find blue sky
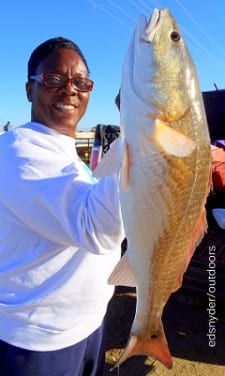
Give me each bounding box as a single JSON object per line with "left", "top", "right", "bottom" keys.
{"left": 0, "top": 0, "right": 225, "bottom": 131}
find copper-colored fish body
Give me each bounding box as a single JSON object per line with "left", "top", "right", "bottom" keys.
{"left": 109, "top": 8, "right": 211, "bottom": 369}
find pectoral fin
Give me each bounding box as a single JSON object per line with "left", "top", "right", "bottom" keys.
{"left": 152, "top": 119, "right": 196, "bottom": 157}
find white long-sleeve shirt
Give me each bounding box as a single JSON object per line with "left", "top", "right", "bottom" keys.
{"left": 0, "top": 122, "right": 124, "bottom": 351}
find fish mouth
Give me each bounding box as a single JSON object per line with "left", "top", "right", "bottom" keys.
{"left": 143, "top": 8, "right": 160, "bottom": 42}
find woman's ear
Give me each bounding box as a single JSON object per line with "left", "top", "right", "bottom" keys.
{"left": 26, "top": 81, "right": 33, "bottom": 102}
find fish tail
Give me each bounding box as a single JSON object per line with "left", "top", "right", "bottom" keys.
{"left": 112, "top": 329, "right": 172, "bottom": 369}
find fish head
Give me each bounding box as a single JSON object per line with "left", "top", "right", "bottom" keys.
{"left": 120, "top": 8, "right": 199, "bottom": 133}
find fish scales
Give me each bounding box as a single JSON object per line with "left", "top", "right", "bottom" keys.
{"left": 94, "top": 7, "right": 211, "bottom": 370}
{"left": 114, "top": 7, "right": 211, "bottom": 369}
{"left": 129, "top": 144, "right": 209, "bottom": 329}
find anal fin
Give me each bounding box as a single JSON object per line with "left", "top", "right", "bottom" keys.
{"left": 108, "top": 253, "right": 137, "bottom": 287}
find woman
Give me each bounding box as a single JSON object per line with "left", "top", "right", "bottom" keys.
{"left": 0, "top": 37, "right": 124, "bottom": 376}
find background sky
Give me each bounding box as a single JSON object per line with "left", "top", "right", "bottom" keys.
{"left": 0, "top": 0, "right": 225, "bottom": 131}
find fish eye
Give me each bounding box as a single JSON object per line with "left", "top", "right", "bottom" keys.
{"left": 170, "top": 31, "right": 180, "bottom": 42}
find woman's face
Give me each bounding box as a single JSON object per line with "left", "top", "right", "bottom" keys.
{"left": 26, "top": 48, "right": 91, "bottom": 138}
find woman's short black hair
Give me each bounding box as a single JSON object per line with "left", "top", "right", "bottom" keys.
{"left": 27, "top": 37, "right": 90, "bottom": 80}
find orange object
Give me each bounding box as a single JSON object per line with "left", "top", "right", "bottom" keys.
{"left": 212, "top": 145, "right": 225, "bottom": 191}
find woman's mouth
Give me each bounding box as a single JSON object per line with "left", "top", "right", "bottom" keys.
{"left": 54, "top": 103, "right": 77, "bottom": 112}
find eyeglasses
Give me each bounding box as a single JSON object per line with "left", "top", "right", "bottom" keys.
{"left": 30, "top": 72, "right": 94, "bottom": 92}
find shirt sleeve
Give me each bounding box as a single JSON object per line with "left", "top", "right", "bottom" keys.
{"left": 0, "top": 134, "right": 124, "bottom": 254}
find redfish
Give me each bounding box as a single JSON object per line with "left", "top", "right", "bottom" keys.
{"left": 95, "top": 7, "right": 211, "bottom": 369}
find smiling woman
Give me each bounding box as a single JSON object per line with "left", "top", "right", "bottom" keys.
{"left": 25, "top": 37, "right": 93, "bottom": 138}
{"left": 0, "top": 36, "right": 124, "bottom": 376}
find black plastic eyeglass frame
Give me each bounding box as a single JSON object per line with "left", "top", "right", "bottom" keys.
{"left": 30, "top": 72, "right": 94, "bottom": 92}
